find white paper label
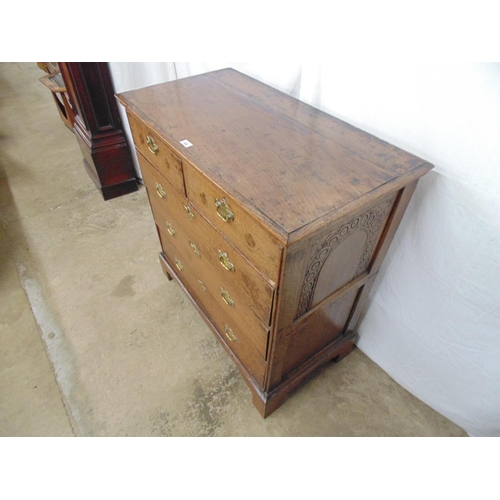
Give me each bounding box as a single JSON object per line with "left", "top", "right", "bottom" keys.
{"left": 180, "top": 139, "right": 193, "bottom": 148}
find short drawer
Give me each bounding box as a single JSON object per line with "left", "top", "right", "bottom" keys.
{"left": 158, "top": 245, "right": 267, "bottom": 387}
{"left": 183, "top": 161, "right": 283, "bottom": 283}
{"left": 140, "top": 154, "right": 275, "bottom": 326}
{"left": 158, "top": 224, "right": 270, "bottom": 359}
{"left": 129, "top": 114, "right": 185, "bottom": 195}
{"left": 138, "top": 150, "right": 188, "bottom": 223}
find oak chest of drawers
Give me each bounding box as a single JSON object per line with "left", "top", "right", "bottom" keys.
{"left": 117, "top": 69, "right": 433, "bottom": 417}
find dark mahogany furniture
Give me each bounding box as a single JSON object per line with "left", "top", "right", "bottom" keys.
{"left": 117, "top": 69, "right": 433, "bottom": 417}
{"left": 59, "top": 63, "right": 138, "bottom": 200}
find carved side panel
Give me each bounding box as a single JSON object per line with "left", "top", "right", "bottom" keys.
{"left": 295, "top": 193, "right": 396, "bottom": 319}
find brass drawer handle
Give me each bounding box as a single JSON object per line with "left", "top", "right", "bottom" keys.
{"left": 175, "top": 258, "right": 183, "bottom": 271}
{"left": 183, "top": 204, "right": 195, "bottom": 220}
{"left": 165, "top": 221, "right": 176, "bottom": 236}
{"left": 224, "top": 324, "right": 237, "bottom": 342}
{"left": 197, "top": 279, "right": 207, "bottom": 292}
{"left": 190, "top": 242, "right": 201, "bottom": 258}
{"left": 218, "top": 250, "right": 235, "bottom": 272}
{"left": 215, "top": 198, "right": 234, "bottom": 222}
{"left": 146, "top": 134, "right": 159, "bottom": 155}
{"left": 155, "top": 182, "right": 167, "bottom": 199}
{"left": 220, "top": 287, "right": 234, "bottom": 307}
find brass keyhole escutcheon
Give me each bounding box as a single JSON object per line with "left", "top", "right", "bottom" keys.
{"left": 215, "top": 197, "right": 234, "bottom": 222}
{"left": 184, "top": 204, "right": 195, "bottom": 220}
{"left": 224, "top": 325, "right": 237, "bottom": 342}
{"left": 156, "top": 182, "right": 167, "bottom": 199}
{"left": 197, "top": 279, "right": 206, "bottom": 292}
{"left": 175, "top": 258, "right": 183, "bottom": 271}
{"left": 146, "top": 134, "right": 159, "bottom": 155}
{"left": 190, "top": 242, "right": 201, "bottom": 258}
{"left": 218, "top": 250, "right": 235, "bottom": 272}
{"left": 166, "top": 221, "right": 176, "bottom": 236}
{"left": 220, "top": 287, "right": 235, "bottom": 307}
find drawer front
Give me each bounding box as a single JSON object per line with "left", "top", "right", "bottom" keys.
{"left": 158, "top": 223, "right": 270, "bottom": 359}
{"left": 140, "top": 153, "right": 275, "bottom": 326}
{"left": 158, "top": 239, "right": 267, "bottom": 387}
{"left": 138, "top": 151, "right": 187, "bottom": 225}
{"left": 128, "top": 114, "right": 185, "bottom": 195}
{"left": 183, "top": 161, "right": 283, "bottom": 283}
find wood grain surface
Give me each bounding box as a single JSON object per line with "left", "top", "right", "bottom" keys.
{"left": 117, "top": 69, "right": 432, "bottom": 235}
{"left": 117, "top": 69, "right": 434, "bottom": 417}
{"left": 157, "top": 222, "right": 271, "bottom": 356}
{"left": 158, "top": 252, "right": 267, "bottom": 386}
{"left": 128, "top": 112, "right": 186, "bottom": 196}
{"left": 139, "top": 153, "right": 275, "bottom": 326}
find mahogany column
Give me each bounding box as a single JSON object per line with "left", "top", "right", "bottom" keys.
{"left": 60, "top": 63, "right": 138, "bottom": 200}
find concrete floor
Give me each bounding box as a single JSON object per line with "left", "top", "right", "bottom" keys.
{"left": 0, "top": 62, "right": 467, "bottom": 437}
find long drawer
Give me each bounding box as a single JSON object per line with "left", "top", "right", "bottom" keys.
{"left": 158, "top": 239, "right": 267, "bottom": 386}
{"left": 157, "top": 225, "right": 270, "bottom": 359}
{"left": 139, "top": 152, "right": 275, "bottom": 326}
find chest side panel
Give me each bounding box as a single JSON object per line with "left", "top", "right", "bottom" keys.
{"left": 296, "top": 192, "right": 396, "bottom": 319}
{"left": 276, "top": 191, "right": 398, "bottom": 332}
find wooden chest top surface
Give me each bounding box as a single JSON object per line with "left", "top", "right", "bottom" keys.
{"left": 118, "top": 69, "right": 432, "bottom": 236}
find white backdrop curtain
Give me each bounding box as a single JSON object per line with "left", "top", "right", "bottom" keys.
{"left": 109, "top": 62, "right": 500, "bottom": 437}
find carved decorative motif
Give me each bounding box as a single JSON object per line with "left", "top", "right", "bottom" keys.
{"left": 295, "top": 195, "right": 396, "bottom": 319}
